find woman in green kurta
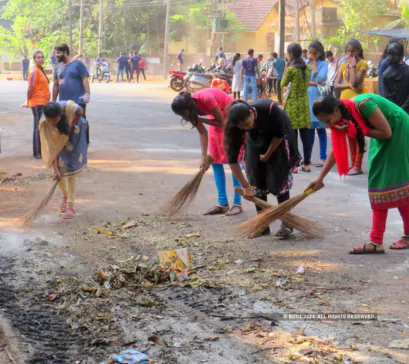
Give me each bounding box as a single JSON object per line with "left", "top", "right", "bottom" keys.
{"left": 281, "top": 43, "right": 312, "bottom": 172}
{"left": 307, "top": 93, "right": 409, "bottom": 254}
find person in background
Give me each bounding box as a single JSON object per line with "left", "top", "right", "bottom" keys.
{"left": 116, "top": 52, "right": 128, "bottom": 83}
{"left": 241, "top": 49, "right": 260, "bottom": 102}
{"left": 139, "top": 53, "right": 146, "bottom": 81}
{"left": 383, "top": 42, "right": 409, "bottom": 114}
{"left": 307, "top": 40, "right": 328, "bottom": 168}
{"left": 326, "top": 51, "right": 337, "bottom": 96}
{"left": 281, "top": 43, "right": 312, "bottom": 173}
{"left": 256, "top": 54, "right": 264, "bottom": 97}
{"left": 22, "top": 51, "right": 50, "bottom": 159}
{"left": 95, "top": 53, "right": 103, "bottom": 77}
{"left": 265, "top": 53, "right": 277, "bottom": 97}
{"left": 272, "top": 52, "right": 285, "bottom": 104}
{"left": 334, "top": 39, "right": 368, "bottom": 176}
{"left": 129, "top": 51, "right": 141, "bottom": 83}
{"left": 125, "top": 51, "right": 133, "bottom": 82}
{"left": 50, "top": 51, "right": 57, "bottom": 74}
{"left": 334, "top": 49, "right": 348, "bottom": 99}
{"left": 231, "top": 53, "right": 243, "bottom": 100}
{"left": 177, "top": 49, "right": 184, "bottom": 72}
{"left": 83, "top": 53, "right": 91, "bottom": 71}
{"left": 378, "top": 37, "right": 402, "bottom": 96}
{"left": 215, "top": 47, "right": 226, "bottom": 63}
{"left": 22, "top": 55, "right": 30, "bottom": 81}
{"left": 302, "top": 49, "right": 309, "bottom": 62}
{"left": 53, "top": 43, "right": 91, "bottom": 144}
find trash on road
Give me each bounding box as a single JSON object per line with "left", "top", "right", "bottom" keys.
{"left": 101, "top": 348, "right": 149, "bottom": 364}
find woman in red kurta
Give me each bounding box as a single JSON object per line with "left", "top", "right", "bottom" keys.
{"left": 172, "top": 88, "right": 243, "bottom": 216}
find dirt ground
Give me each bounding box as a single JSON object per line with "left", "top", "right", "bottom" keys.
{"left": 1, "top": 80, "right": 409, "bottom": 363}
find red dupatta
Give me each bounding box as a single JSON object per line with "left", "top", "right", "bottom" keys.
{"left": 329, "top": 99, "right": 371, "bottom": 177}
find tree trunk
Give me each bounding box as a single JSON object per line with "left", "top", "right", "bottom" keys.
{"left": 279, "top": 0, "right": 285, "bottom": 58}
{"left": 311, "top": 0, "right": 316, "bottom": 40}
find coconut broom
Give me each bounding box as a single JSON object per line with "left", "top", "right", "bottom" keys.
{"left": 18, "top": 179, "right": 59, "bottom": 226}
{"left": 164, "top": 155, "right": 215, "bottom": 217}
{"left": 235, "top": 187, "right": 324, "bottom": 238}
{"left": 238, "top": 189, "right": 315, "bottom": 237}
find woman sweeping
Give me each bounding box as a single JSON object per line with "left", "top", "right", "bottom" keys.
{"left": 39, "top": 101, "right": 88, "bottom": 219}
{"left": 171, "top": 88, "right": 243, "bottom": 216}
{"left": 23, "top": 51, "right": 51, "bottom": 159}
{"left": 307, "top": 94, "right": 409, "bottom": 253}
{"left": 225, "top": 99, "right": 300, "bottom": 238}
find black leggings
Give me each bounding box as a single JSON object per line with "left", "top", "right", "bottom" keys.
{"left": 293, "top": 128, "right": 311, "bottom": 166}
{"left": 233, "top": 91, "right": 241, "bottom": 99}
{"left": 255, "top": 191, "right": 290, "bottom": 213}
{"left": 140, "top": 68, "right": 146, "bottom": 80}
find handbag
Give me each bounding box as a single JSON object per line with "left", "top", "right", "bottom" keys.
{"left": 283, "top": 82, "right": 292, "bottom": 101}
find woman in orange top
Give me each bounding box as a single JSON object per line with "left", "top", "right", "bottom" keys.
{"left": 23, "top": 51, "right": 51, "bottom": 159}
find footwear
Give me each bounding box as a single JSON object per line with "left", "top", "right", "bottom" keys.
{"left": 316, "top": 160, "right": 326, "bottom": 168}
{"left": 349, "top": 242, "right": 385, "bottom": 254}
{"left": 275, "top": 224, "right": 294, "bottom": 239}
{"left": 62, "top": 207, "right": 76, "bottom": 220}
{"left": 225, "top": 204, "right": 243, "bottom": 216}
{"left": 348, "top": 167, "right": 363, "bottom": 176}
{"left": 203, "top": 205, "right": 229, "bottom": 215}
{"left": 249, "top": 227, "right": 271, "bottom": 239}
{"left": 58, "top": 197, "right": 67, "bottom": 213}
{"left": 299, "top": 165, "right": 311, "bottom": 173}
{"left": 389, "top": 238, "right": 409, "bottom": 250}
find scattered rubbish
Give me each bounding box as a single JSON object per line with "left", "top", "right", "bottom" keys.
{"left": 49, "top": 293, "right": 58, "bottom": 301}
{"left": 97, "top": 269, "right": 111, "bottom": 281}
{"left": 275, "top": 279, "right": 287, "bottom": 288}
{"left": 235, "top": 258, "right": 263, "bottom": 264}
{"left": 299, "top": 348, "right": 314, "bottom": 355}
{"left": 387, "top": 339, "right": 409, "bottom": 349}
{"left": 185, "top": 233, "right": 201, "bottom": 238}
{"left": 235, "top": 259, "right": 245, "bottom": 264}
{"left": 91, "top": 338, "right": 111, "bottom": 346}
{"left": 393, "top": 276, "right": 401, "bottom": 279}
{"left": 173, "top": 341, "right": 182, "bottom": 348}
{"left": 101, "top": 348, "right": 149, "bottom": 364}
{"left": 158, "top": 248, "right": 191, "bottom": 281}
{"left": 296, "top": 264, "right": 305, "bottom": 275}
{"left": 148, "top": 335, "right": 168, "bottom": 347}
{"left": 92, "top": 227, "right": 115, "bottom": 238}
{"left": 380, "top": 318, "right": 409, "bottom": 328}
{"left": 252, "top": 285, "right": 264, "bottom": 292}
{"left": 245, "top": 267, "right": 256, "bottom": 273}
{"left": 122, "top": 221, "right": 138, "bottom": 229}
{"left": 203, "top": 336, "right": 220, "bottom": 341}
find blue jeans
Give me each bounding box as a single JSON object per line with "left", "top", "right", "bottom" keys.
{"left": 31, "top": 105, "right": 43, "bottom": 158}
{"left": 243, "top": 75, "right": 257, "bottom": 102}
{"left": 212, "top": 164, "right": 241, "bottom": 206}
{"left": 116, "top": 67, "right": 125, "bottom": 82}
{"left": 308, "top": 126, "right": 327, "bottom": 162}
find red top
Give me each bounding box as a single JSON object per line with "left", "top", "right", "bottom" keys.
{"left": 192, "top": 88, "right": 233, "bottom": 116}
{"left": 139, "top": 57, "right": 145, "bottom": 68}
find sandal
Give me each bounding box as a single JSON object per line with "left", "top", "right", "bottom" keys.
{"left": 349, "top": 242, "right": 385, "bottom": 254}
{"left": 275, "top": 224, "right": 294, "bottom": 239}
{"left": 316, "top": 161, "right": 326, "bottom": 168}
{"left": 348, "top": 167, "right": 363, "bottom": 176}
{"left": 299, "top": 165, "right": 311, "bottom": 173}
{"left": 225, "top": 204, "right": 243, "bottom": 216}
{"left": 203, "top": 205, "right": 229, "bottom": 215}
{"left": 249, "top": 227, "right": 271, "bottom": 239}
{"left": 389, "top": 238, "right": 409, "bottom": 250}
{"left": 62, "top": 207, "right": 76, "bottom": 220}
{"left": 58, "top": 197, "right": 68, "bottom": 213}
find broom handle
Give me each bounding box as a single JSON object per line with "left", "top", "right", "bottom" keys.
{"left": 234, "top": 187, "right": 271, "bottom": 210}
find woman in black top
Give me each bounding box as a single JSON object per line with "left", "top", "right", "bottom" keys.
{"left": 225, "top": 99, "right": 301, "bottom": 238}
{"left": 382, "top": 42, "right": 409, "bottom": 114}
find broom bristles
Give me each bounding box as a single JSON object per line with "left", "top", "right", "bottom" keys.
{"left": 164, "top": 155, "right": 214, "bottom": 217}
{"left": 238, "top": 190, "right": 314, "bottom": 236}
{"left": 18, "top": 179, "right": 59, "bottom": 226}
{"left": 235, "top": 187, "right": 324, "bottom": 238}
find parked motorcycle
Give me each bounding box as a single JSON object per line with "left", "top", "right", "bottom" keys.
{"left": 367, "top": 61, "right": 378, "bottom": 78}
{"left": 92, "top": 61, "right": 111, "bottom": 83}
{"left": 169, "top": 70, "right": 186, "bottom": 92}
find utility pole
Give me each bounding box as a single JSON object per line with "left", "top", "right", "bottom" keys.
{"left": 79, "top": 0, "right": 84, "bottom": 55}
{"left": 279, "top": 0, "right": 285, "bottom": 58}
{"left": 293, "top": 0, "right": 300, "bottom": 43}
{"left": 311, "top": 0, "right": 316, "bottom": 40}
{"left": 68, "top": 0, "right": 73, "bottom": 51}
{"left": 98, "top": 0, "right": 103, "bottom": 54}
{"left": 163, "top": 0, "right": 171, "bottom": 79}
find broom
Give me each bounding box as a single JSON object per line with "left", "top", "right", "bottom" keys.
{"left": 164, "top": 154, "right": 215, "bottom": 217}
{"left": 235, "top": 187, "right": 324, "bottom": 238}
{"left": 238, "top": 189, "right": 316, "bottom": 237}
{"left": 19, "top": 179, "right": 59, "bottom": 226}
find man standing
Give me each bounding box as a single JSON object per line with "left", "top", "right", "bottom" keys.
{"left": 129, "top": 51, "right": 141, "bottom": 83}
{"left": 241, "top": 49, "right": 260, "bottom": 102}
{"left": 272, "top": 52, "right": 285, "bottom": 104}
{"left": 116, "top": 52, "right": 128, "bottom": 82}
{"left": 326, "top": 51, "right": 337, "bottom": 96}
{"left": 22, "top": 55, "right": 30, "bottom": 81}
{"left": 214, "top": 47, "right": 226, "bottom": 63}
{"left": 53, "top": 43, "right": 91, "bottom": 143}
{"left": 50, "top": 51, "right": 57, "bottom": 74}
{"left": 177, "top": 49, "right": 184, "bottom": 72}
{"left": 125, "top": 51, "right": 133, "bottom": 82}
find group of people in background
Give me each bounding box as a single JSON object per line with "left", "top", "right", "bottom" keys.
{"left": 115, "top": 51, "right": 146, "bottom": 83}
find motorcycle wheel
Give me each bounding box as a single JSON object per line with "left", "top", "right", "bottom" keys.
{"left": 170, "top": 78, "right": 184, "bottom": 92}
